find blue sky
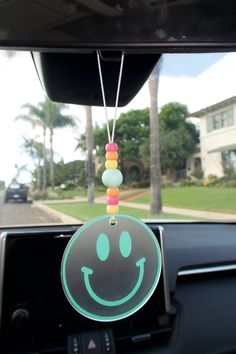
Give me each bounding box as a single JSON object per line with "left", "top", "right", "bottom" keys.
{"left": 161, "top": 53, "right": 226, "bottom": 77}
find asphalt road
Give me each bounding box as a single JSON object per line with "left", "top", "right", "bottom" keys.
{"left": 0, "top": 191, "right": 61, "bottom": 226}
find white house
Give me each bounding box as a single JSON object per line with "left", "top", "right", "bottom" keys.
{"left": 190, "top": 96, "right": 236, "bottom": 178}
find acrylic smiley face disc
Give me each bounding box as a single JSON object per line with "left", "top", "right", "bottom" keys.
{"left": 61, "top": 214, "right": 162, "bottom": 322}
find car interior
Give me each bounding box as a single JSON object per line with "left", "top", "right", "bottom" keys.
{"left": 1, "top": 1, "right": 236, "bottom": 354}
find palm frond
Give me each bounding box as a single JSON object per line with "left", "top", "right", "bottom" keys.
{"left": 21, "top": 103, "right": 46, "bottom": 125}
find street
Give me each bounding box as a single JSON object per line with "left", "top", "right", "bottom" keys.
{"left": 0, "top": 191, "right": 61, "bottom": 226}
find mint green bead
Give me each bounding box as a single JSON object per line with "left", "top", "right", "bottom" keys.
{"left": 102, "top": 169, "right": 123, "bottom": 187}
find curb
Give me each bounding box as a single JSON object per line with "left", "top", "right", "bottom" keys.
{"left": 32, "top": 201, "right": 82, "bottom": 224}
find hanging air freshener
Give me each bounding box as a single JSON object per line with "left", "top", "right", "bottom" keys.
{"left": 61, "top": 51, "right": 162, "bottom": 322}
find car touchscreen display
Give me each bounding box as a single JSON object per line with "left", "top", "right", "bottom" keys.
{"left": 0, "top": 226, "right": 170, "bottom": 350}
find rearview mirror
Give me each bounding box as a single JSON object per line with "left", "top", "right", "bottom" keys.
{"left": 33, "top": 52, "right": 161, "bottom": 107}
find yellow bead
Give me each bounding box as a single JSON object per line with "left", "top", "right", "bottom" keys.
{"left": 105, "top": 160, "right": 118, "bottom": 169}
{"left": 106, "top": 205, "right": 119, "bottom": 214}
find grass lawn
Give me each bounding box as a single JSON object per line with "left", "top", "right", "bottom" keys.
{"left": 128, "top": 187, "right": 236, "bottom": 214}
{"left": 46, "top": 201, "right": 198, "bottom": 221}
{"left": 56, "top": 188, "right": 106, "bottom": 199}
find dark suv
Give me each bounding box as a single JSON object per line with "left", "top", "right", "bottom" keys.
{"left": 4, "top": 183, "right": 28, "bottom": 203}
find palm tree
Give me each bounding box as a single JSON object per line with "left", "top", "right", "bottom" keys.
{"left": 15, "top": 104, "right": 48, "bottom": 193}
{"left": 148, "top": 58, "right": 163, "bottom": 216}
{"left": 40, "top": 98, "right": 75, "bottom": 189}
{"left": 85, "top": 106, "right": 95, "bottom": 204}
{"left": 13, "top": 164, "right": 28, "bottom": 181}
{"left": 16, "top": 98, "right": 75, "bottom": 191}
{"left": 22, "top": 137, "right": 43, "bottom": 190}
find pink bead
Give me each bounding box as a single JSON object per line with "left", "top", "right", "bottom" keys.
{"left": 106, "top": 196, "right": 119, "bottom": 205}
{"left": 105, "top": 143, "right": 118, "bottom": 152}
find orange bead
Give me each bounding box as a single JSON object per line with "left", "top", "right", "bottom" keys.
{"left": 107, "top": 188, "right": 120, "bottom": 197}
{"left": 106, "top": 151, "right": 118, "bottom": 160}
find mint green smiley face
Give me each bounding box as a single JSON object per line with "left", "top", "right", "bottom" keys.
{"left": 82, "top": 231, "right": 146, "bottom": 306}
{"left": 61, "top": 214, "right": 162, "bottom": 322}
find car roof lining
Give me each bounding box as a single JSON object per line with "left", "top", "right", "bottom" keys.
{"left": 0, "top": 0, "right": 236, "bottom": 52}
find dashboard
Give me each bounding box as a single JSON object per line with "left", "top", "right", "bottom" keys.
{"left": 1, "top": 222, "right": 236, "bottom": 354}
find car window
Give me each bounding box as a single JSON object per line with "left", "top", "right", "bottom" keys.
{"left": 9, "top": 184, "right": 20, "bottom": 189}
{"left": 0, "top": 51, "right": 235, "bottom": 226}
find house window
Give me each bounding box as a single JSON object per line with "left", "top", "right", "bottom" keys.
{"left": 222, "top": 150, "right": 236, "bottom": 173}
{"left": 213, "top": 113, "right": 221, "bottom": 129}
{"left": 206, "top": 108, "right": 234, "bottom": 132}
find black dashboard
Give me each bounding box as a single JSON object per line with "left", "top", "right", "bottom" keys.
{"left": 1, "top": 222, "right": 236, "bottom": 354}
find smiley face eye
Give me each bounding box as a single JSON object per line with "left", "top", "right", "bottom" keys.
{"left": 96, "top": 233, "right": 110, "bottom": 261}
{"left": 119, "top": 231, "right": 132, "bottom": 258}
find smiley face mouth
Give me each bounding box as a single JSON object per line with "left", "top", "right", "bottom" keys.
{"left": 81, "top": 257, "right": 146, "bottom": 307}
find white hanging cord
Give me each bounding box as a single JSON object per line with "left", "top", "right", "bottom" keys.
{"left": 96, "top": 51, "right": 111, "bottom": 142}
{"left": 111, "top": 53, "right": 124, "bottom": 142}
{"left": 96, "top": 51, "right": 125, "bottom": 143}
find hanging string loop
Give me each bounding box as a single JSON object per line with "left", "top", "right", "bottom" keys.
{"left": 96, "top": 51, "right": 124, "bottom": 142}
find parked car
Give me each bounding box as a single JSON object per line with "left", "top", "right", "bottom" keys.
{"left": 4, "top": 183, "right": 28, "bottom": 203}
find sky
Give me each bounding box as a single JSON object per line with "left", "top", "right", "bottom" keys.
{"left": 0, "top": 51, "right": 235, "bottom": 184}
{"left": 160, "top": 53, "right": 226, "bottom": 77}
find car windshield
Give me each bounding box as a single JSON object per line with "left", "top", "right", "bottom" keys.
{"left": 0, "top": 51, "right": 235, "bottom": 226}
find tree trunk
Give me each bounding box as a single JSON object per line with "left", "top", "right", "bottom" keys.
{"left": 37, "top": 162, "right": 41, "bottom": 191}
{"left": 49, "top": 128, "right": 54, "bottom": 189}
{"left": 148, "top": 71, "right": 162, "bottom": 216}
{"left": 85, "top": 106, "right": 95, "bottom": 204}
{"left": 42, "top": 125, "right": 47, "bottom": 193}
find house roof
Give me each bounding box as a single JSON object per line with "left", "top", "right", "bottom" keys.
{"left": 191, "top": 96, "right": 236, "bottom": 117}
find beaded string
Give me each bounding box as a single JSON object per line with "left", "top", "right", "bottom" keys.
{"left": 97, "top": 51, "right": 124, "bottom": 216}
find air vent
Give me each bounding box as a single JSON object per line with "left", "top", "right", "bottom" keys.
{"left": 111, "top": 299, "right": 175, "bottom": 352}
{"left": 114, "top": 317, "right": 173, "bottom": 352}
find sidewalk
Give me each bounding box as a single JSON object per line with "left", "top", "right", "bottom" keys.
{"left": 95, "top": 196, "right": 236, "bottom": 221}
{"left": 44, "top": 196, "right": 87, "bottom": 204}
{"left": 35, "top": 195, "right": 236, "bottom": 222}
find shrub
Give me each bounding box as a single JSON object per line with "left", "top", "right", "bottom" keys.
{"left": 161, "top": 180, "right": 174, "bottom": 188}
{"left": 31, "top": 191, "right": 48, "bottom": 201}
{"left": 203, "top": 174, "right": 236, "bottom": 188}
{"left": 178, "top": 178, "right": 200, "bottom": 187}
{"left": 125, "top": 180, "right": 150, "bottom": 188}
